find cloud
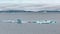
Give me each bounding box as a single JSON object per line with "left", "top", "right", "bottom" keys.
{"left": 0, "top": 0, "right": 60, "bottom": 11}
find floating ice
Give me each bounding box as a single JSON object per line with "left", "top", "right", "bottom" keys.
{"left": 1, "top": 19, "right": 56, "bottom": 24}
{"left": 36, "top": 20, "right": 56, "bottom": 24}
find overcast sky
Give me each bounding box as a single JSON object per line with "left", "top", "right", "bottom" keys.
{"left": 0, "top": 0, "right": 60, "bottom": 4}
{"left": 0, "top": 0, "right": 60, "bottom": 11}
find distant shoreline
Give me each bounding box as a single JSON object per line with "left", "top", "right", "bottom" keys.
{"left": 0, "top": 10, "right": 60, "bottom": 13}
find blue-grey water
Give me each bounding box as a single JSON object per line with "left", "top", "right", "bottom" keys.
{"left": 0, "top": 12, "right": 60, "bottom": 34}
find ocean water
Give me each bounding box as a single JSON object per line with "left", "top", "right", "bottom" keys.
{"left": 0, "top": 12, "right": 60, "bottom": 34}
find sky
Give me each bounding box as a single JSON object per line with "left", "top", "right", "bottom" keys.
{"left": 0, "top": 0, "right": 60, "bottom": 4}
{"left": 0, "top": 0, "right": 60, "bottom": 11}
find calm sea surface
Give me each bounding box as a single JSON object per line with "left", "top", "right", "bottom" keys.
{"left": 0, "top": 12, "right": 59, "bottom": 34}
